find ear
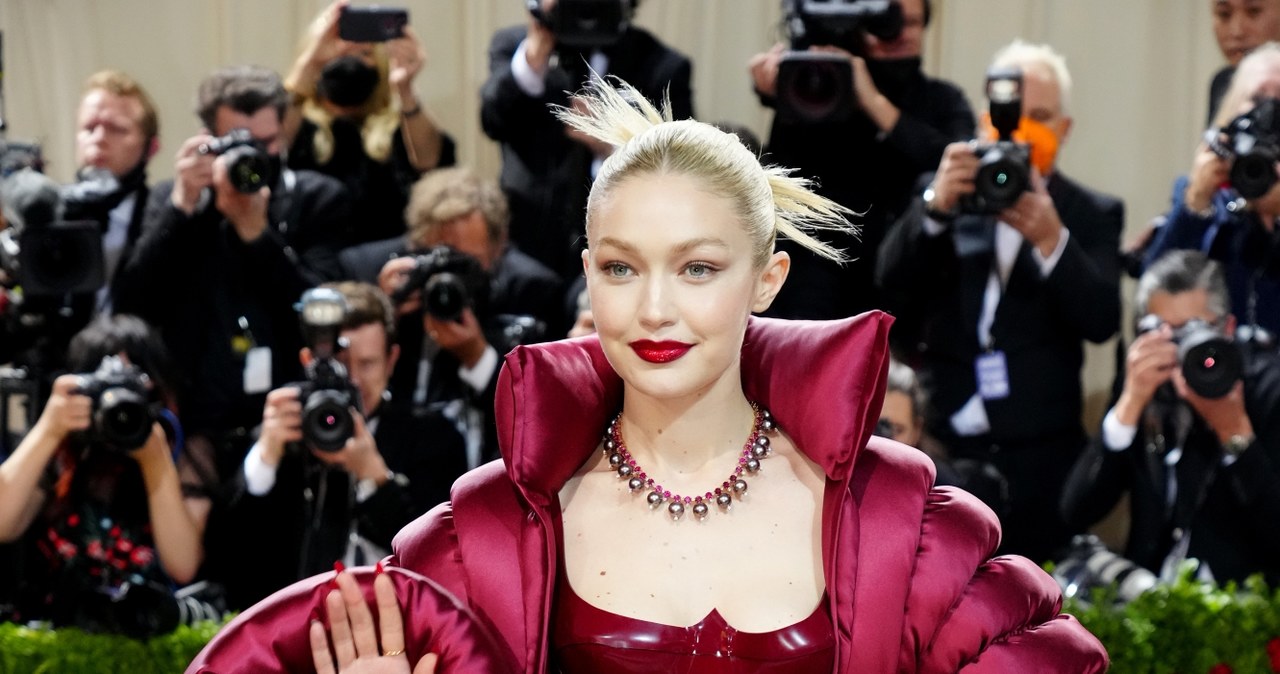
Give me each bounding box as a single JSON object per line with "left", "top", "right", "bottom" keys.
{"left": 580, "top": 247, "right": 591, "bottom": 280}
{"left": 1057, "top": 115, "right": 1073, "bottom": 147}
{"left": 386, "top": 342, "right": 401, "bottom": 374}
{"left": 299, "top": 347, "right": 313, "bottom": 367}
{"left": 1225, "top": 313, "right": 1238, "bottom": 337}
{"left": 751, "top": 250, "right": 790, "bottom": 313}
{"left": 146, "top": 135, "right": 160, "bottom": 161}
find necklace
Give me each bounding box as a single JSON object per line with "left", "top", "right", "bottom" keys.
{"left": 602, "top": 402, "right": 777, "bottom": 521}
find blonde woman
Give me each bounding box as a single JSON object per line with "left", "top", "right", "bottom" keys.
{"left": 283, "top": 0, "right": 454, "bottom": 244}
{"left": 191, "top": 75, "right": 1106, "bottom": 674}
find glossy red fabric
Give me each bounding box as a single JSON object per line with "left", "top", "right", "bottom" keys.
{"left": 552, "top": 580, "right": 835, "bottom": 672}
{"left": 391, "top": 313, "right": 1109, "bottom": 673}
{"left": 185, "top": 565, "right": 515, "bottom": 673}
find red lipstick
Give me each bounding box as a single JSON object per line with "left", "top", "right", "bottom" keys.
{"left": 630, "top": 340, "right": 693, "bottom": 363}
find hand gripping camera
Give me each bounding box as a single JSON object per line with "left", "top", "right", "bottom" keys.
{"left": 1206, "top": 97, "right": 1280, "bottom": 200}
{"left": 959, "top": 68, "right": 1032, "bottom": 215}
{"left": 197, "top": 128, "right": 272, "bottom": 194}
{"left": 1137, "top": 314, "right": 1244, "bottom": 399}
{"left": 75, "top": 355, "right": 156, "bottom": 452}
{"left": 774, "top": 0, "right": 904, "bottom": 124}
{"left": 390, "top": 246, "right": 490, "bottom": 323}
{"left": 295, "top": 288, "right": 362, "bottom": 452}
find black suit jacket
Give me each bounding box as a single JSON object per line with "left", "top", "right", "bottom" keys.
{"left": 114, "top": 171, "right": 351, "bottom": 442}
{"left": 1061, "top": 346, "right": 1280, "bottom": 585}
{"left": 210, "top": 401, "right": 468, "bottom": 609}
{"left": 877, "top": 171, "right": 1123, "bottom": 442}
{"left": 480, "top": 24, "right": 693, "bottom": 279}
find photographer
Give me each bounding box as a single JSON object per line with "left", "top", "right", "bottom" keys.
{"left": 214, "top": 282, "right": 466, "bottom": 609}
{"left": 1145, "top": 42, "right": 1280, "bottom": 340}
{"left": 114, "top": 65, "right": 351, "bottom": 483}
{"left": 1062, "top": 251, "right": 1280, "bottom": 585}
{"left": 481, "top": 0, "right": 693, "bottom": 280}
{"left": 1207, "top": 0, "right": 1280, "bottom": 124}
{"left": 750, "top": 0, "right": 973, "bottom": 319}
{"left": 283, "top": 0, "right": 457, "bottom": 244}
{"left": 876, "top": 41, "right": 1123, "bottom": 563}
{"left": 0, "top": 314, "right": 217, "bottom": 636}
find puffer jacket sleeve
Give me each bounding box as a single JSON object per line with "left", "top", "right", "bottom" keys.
{"left": 902, "top": 486, "right": 1108, "bottom": 673}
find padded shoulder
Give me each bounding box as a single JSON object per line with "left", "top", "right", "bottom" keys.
{"left": 185, "top": 566, "right": 514, "bottom": 673}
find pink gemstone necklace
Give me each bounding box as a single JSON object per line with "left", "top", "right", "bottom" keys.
{"left": 602, "top": 402, "right": 777, "bottom": 520}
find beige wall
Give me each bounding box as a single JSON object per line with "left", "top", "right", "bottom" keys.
{"left": 0, "top": 0, "right": 1227, "bottom": 422}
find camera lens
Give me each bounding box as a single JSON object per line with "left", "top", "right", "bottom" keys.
{"left": 302, "top": 389, "right": 355, "bottom": 452}
{"left": 424, "top": 272, "right": 470, "bottom": 321}
{"left": 974, "top": 150, "right": 1029, "bottom": 212}
{"left": 1230, "top": 149, "right": 1278, "bottom": 199}
{"left": 1179, "top": 331, "right": 1243, "bottom": 399}
{"left": 95, "top": 387, "right": 154, "bottom": 451}
{"left": 222, "top": 146, "right": 271, "bottom": 194}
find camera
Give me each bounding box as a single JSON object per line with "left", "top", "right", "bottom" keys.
{"left": 197, "top": 128, "right": 271, "bottom": 194}
{"left": 0, "top": 138, "right": 43, "bottom": 177}
{"left": 75, "top": 355, "right": 156, "bottom": 452}
{"left": 338, "top": 6, "right": 408, "bottom": 42}
{"left": 1052, "top": 534, "right": 1159, "bottom": 604}
{"left": 959, "top": 68, "right": 1032, "bottom": 215}
{"left": 1205, "top": 96, "right": 1280, "bottom": 199}
{"left": 391, "top": 246, "right": 490, "bottom": 323}
{"left": 1137, "top": 314, "right": 1244, "bottom": 399}
{"left": 526, "top": 0, "right": 634, "bottom": 49}
{"left": 295, "top": 288, "right": 361, "bottom": 453}
{"left": 774, "top": 0, "right": 904, "bottom": 124}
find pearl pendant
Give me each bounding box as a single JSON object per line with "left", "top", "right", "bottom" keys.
{"left": 692, "top": 502, "right": 710, "bottom": 519}
{"left": 667, "top": 502, "right": 685, "bottom": 520}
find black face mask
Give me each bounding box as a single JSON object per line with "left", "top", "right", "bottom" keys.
{"left": 316, "top": 56, "right": 380, "bottom": 108}
{"left": 866, "top": 56, "right": 923, "bottom": 101}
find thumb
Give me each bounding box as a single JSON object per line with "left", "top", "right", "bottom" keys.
{"left": 413, "top": 653, "right": 439, "bottom": 674}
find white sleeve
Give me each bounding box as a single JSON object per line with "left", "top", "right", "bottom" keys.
{"left": 242, "top": 441, "right": 280, "bottom": 496}
{"left": 1100, "top": 407, "right": 1138, "bottom": 452}
{"left": 458, "top": 345, "right": 500, "bottom": 394}
{"left": 511, "top": 39, "right": 548, "bottom": 97}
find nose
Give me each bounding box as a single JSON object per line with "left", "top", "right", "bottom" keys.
{"left": 637, "top": 274, "right": 676, "bottom": 331}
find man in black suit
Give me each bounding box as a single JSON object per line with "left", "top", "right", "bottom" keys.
{"left": 114, "top": 65, "right": 351, "bottom": 483}
{"left": 213, "top": 281, "right": 467, "bottom": 609}
{"left": 1062, "top": 251, "right": 1280, "bottom": 585}
{"left": 877, "top": 41, "right": 1123, "bottom": 563}
{"left": 749, "top": 0, "right": 974, "bottom": 319}
{"left": 344, "top": 166, "right": 563, "bottom": 468}
{"left": 480, "top": 0, "right": 693, "bottom": 280}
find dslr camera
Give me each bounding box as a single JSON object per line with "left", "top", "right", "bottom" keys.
{"left": 1137, "top": 313, "right": 1244, "bottom": 399}
{"left": 1205, "top": 96, "right": 1280, "bottom": 200}
{"left": 0, "top": 169, "right": 105, "bottom": 297}
{"left": 1052, "top": 534, "right": 1158, "bottom": 605}
{"left": 774, "top": 0, "right": 904, "bottom": 124}
{"left": 294, "top": 288, "right": 362, "bottom": 453}
{"left": 959, "top": 67, "right": 1032, "bottom": 215}
{"left": 391, "top": 246, "right": 490, "bottom": 323}
{"left": 197, "top": 128, "right": 271, "bottom": 194}
{"left": 75, "top": 355, "right": 156, "bottom": 452}
{"left": 526, "top": 0, "right": 634, "bottom": 49}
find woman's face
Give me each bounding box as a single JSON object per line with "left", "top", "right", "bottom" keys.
{"left": 584, "top": 172, "right": 788, "bottom": 404}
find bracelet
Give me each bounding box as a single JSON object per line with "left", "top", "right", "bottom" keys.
{"left": 401, "top": 103, "right": 422, "bottom": 117}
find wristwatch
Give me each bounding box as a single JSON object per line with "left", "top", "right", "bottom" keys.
{"left": 923, "top": 184, "right": 956, "bottom": 223}
{"left": 355, "top": 471, "right": 409, "bottom": 501}
{"left": 1224, "top": 433, "right": 1254, "bottom": 457}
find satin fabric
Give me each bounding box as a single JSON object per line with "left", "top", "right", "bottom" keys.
{"left": 391, "top": 313, "right": 1110, "bottom": 673}
{"left": 552, "top": 580, "right": 836, "bottom": 673}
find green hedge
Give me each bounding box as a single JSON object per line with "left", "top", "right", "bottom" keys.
{"left": 1065, "top": 569, "right": 1280, "bottom": 674}
{"left": 3, "top": 571, "right": 1280, "bottom": 674}
{"left": 0, "top": 620, "right": 226, "bottom": 674}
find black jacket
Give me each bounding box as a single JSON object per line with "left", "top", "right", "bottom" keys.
{"left": 114, "top": 171, "right": 350, "bottom": 446}
{"left": 1061, "top": 344, "right": 1280, "bottom": 585}
{"left": 481, "top": 24, "right": 693, "bottom": 280}
{"left": 877, "top": 171, "right": 1123, "bottom": 442}
{"left": 763, "top": 68, "right": 975, "bottom": 319}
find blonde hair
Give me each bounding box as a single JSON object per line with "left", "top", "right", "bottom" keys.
{"left": 1214, "top": 42, "right": 1280, "bottom": 130}
{"left": 295, "top": 9, "right": 399, "bottom": 164}
{"left": 556, "top": 75, "right": 853, "bottom": 266}
{"left": 990, "top": 40, "right": 1073, "bottom": 114}
{"left": 404, "top": 166, "right": 510, "bottom": 247}
{"left": 83, "top": 70, "right": 159, "bottom": 140}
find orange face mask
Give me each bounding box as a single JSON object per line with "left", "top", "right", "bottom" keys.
{"left": 978, "top": 113, "right": 1061, "bottom": 177}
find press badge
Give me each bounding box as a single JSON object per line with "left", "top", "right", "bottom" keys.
{"left": 243, "top": 346, "right": 272, "bottom": 394}
{"left": 975, "top": 350, "right": 1010, "bottom": 400}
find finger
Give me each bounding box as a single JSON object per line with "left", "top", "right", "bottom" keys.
{"left": 336, "top": 570, "right": 380, "bottom": 658}
{"left": 310, "top": 620, "right": 338, "bottom": 674}
{"left": 413, "top": 653, "right": 440, "bottom": 674}
{"left": 373, "top": 572, "right": 406, "bottom": 656}
{"left": 325, "top": 587, "right": 358, "bottom": 666}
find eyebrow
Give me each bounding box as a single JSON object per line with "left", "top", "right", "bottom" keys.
{"left": 595, "top": 236, "right": 732, "bottom": 255}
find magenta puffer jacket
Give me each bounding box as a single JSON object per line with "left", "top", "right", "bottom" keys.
{"left": 187, "top": 312, "right": 1107, "bottom": 673}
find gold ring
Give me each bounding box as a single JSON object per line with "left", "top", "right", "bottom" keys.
{"left": 383, "top": 649, "right": 405, "bottom": 657}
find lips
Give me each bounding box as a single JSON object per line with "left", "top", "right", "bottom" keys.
{"left": 630, "top": 340, "right": 693, "bottom": 363}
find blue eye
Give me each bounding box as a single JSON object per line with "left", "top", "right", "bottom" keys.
{"left": 603, "top": 262, "right": 632, "bottom": 278}
{"left": 686, "top": 262, "right": 716, "bottom": 278}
